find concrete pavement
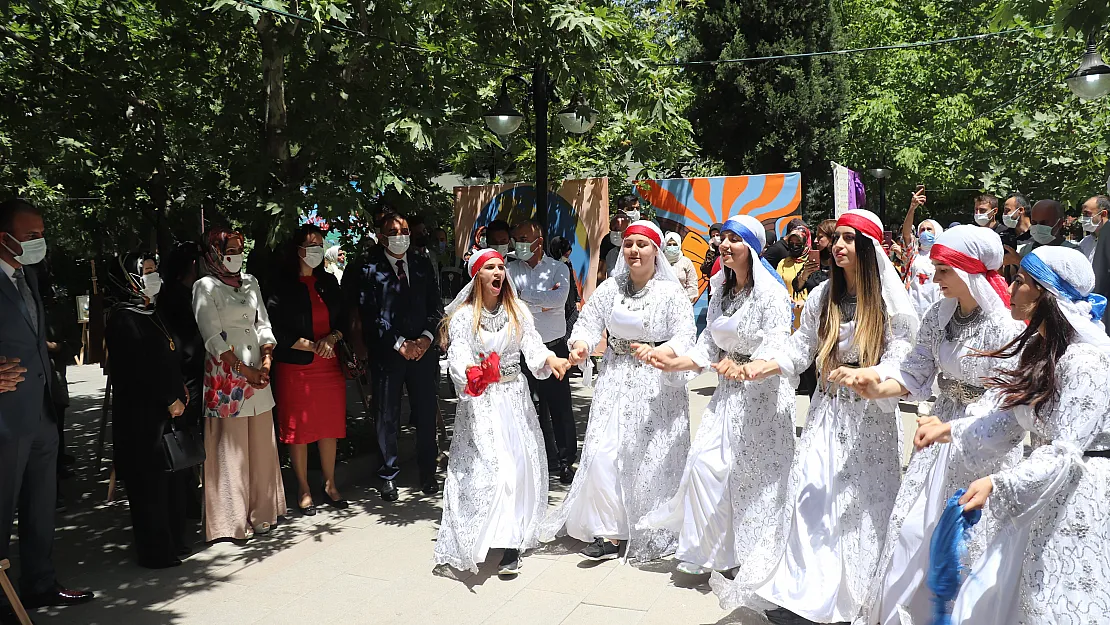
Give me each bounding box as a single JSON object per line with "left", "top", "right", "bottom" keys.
{"left": 10, "top": 364, "right": 919, "bottom": 625}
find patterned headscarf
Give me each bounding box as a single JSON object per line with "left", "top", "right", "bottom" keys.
{"left": 203, "top": 227, "right": 245, "bottom": 287}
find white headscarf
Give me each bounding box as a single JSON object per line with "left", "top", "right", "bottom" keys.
{"left": 444, "top": 248, "right": 517, "bottom": 316}
{"left": 1022, "top": 246, "right": 1110, "bottom": 355}
{"left": 836, "top": 209, "right": 920, "bottom": 336}
{"left": 611, "top": 220, "right": 681, "bottom": 285}
{"left": 324, "top": 246, "right": 341, "bottom": 264}
{"left": 929, "top": 225, "right": 1011, "bottom": 327}
{"left": 710, "top": 214, "right": 788, "bottom": 297}
{"left": 917, "top": 219, "right": 944, "bottom": 254}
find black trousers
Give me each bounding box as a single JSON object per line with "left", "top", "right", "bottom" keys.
{"left": 120, "top": 465, "right": 189, "bottom": 567}
{"left": 523, "top": 340, "right": 577, "bottom": 468}
{"left": 0, "top": 410, "right": 58, "bottom": 595}
{"left": 372, "top": 348, "right": 439, "bottom": 482}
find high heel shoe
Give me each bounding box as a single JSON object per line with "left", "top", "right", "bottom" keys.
{"left": 321, "top": 482, "right": 349, "bottom": 509}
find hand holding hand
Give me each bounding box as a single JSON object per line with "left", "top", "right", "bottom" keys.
{"left": 399, "top": 340, "right": 419, "bottom": 361}
{"left": 547, "top": 356, "right": 571, "bottom": 380}
{"left": 314, "top": 335, "right": 337, "bottom": 359}
{"left": 712, "top": 359, "right": 741, "bottom": 380}
{"left": 0, "top": 357, "right": 27, "bottom": 393}
{"left": 168, "top": 399, "right": 185, "bottom": 418}
{"left": 914, "top": 416, "right": 951, "bottom": 450}
{"left": 958, "top": 476, "right": 993, "bottom": 511}
{"left": 630, "top": 342, "right": 655, "bottom": 364}
{"left": 568, "top": 342, "right": 589, "bottom": 366}
{"left": 737, "top": 359, "right": 776, "bottom": 381}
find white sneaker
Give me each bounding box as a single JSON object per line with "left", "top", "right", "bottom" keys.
{"left": 676, "top": 561, "right": 710, "bottom": 575}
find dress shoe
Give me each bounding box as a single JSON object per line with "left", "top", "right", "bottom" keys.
{"left": 321, "top": 482, "right": 349, "bottom": 509}
{"left": 559, "top": 465, "right": 575, "bottom": 485}
{"left": 21, "top": 584, "right": 94, "bottom": 609}
{"left": 380, "top": 479, "right": 399, "bottom": 502}
{"left": 421, "top": 479, "right": 439, "bottom": 496}
{"left": 298, "top": 503, "right": 317, "bottom": 516}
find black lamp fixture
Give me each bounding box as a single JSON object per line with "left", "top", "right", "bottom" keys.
{"left": 868, "top": 166, "right": 893, "bottom": 221}
{"left": 557, "top": 92, "right": 599, "bottom": 134}
{"left": 1066, "top": 33, "right": 1110, "bottom": 100}
{"left": 483, "top": 85, "right": 524, "bottom": 136}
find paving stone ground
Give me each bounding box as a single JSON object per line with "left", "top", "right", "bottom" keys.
{"left": 9, "top": 363, "right": 919, "bottom": 625}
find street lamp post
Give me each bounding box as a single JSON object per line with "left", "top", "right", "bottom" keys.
{"left": 868, "top": 167, "right": 893, "bottom": 222}
{"left": 483, "top": 65, "right": 597, "bottom": 233}
{"left": 1067, "top": 33, "right": 1110, "bottom": 100}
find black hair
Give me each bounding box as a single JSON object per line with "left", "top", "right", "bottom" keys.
{"left": 1004, "top": 192, "right": 1030, "bottom": 213}
{"left": 282, "top": 223, "right": 327, "bottom": 281}
{"left": 0, "top": 198, "right": 40, "bottom": 232}
{"left": 616, "top": 194, "right": 639, "bottom": 211}
{"left": 162, "top": 241, "right": 204, "bottom": 285}
{"left": 487, "top": 220, "right": 512, "bottom": 236}
{"left": 980, "top": 290, "right": 1074, "bottom": 417}
{"left": 408, "top": 214, "right": 426, "bottom": 228}
{"left": 377, "top": 210, "right": 407, "bottom": 232}
{"left": 549, "top": 235, "right": 572, "bottom": 259}
{"left": 786, "top": 217, "right": 808, "bottom": 232}
{"left": 974, "top": 193, "right": 998, "bottom": 210}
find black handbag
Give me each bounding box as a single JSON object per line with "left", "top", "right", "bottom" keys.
{"left": 161, "top": 419, "right": 205, "bottom": 472}
{"left": 334, "top": 337, "right": 367, "bottom": 381}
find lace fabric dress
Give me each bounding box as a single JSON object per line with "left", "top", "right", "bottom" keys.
{"left": 636, "top": 277, "right": 795, "bottom": 583}
{"left": 741, "top": 280, "right": 915, "bottom": 622}
{"left": 855, "top": 302, "right": 1025, "bottom": 625}
{"left": 538, "top": 276, "right": 697, "bottom": 563}
{"left": 433, "top": 304, "right": 554, "bottom": 573}
{"left": 943, "top": 342, "right": 1110, "bottom": 625}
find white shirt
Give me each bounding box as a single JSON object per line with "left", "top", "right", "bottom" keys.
{"left": 384, "top": 251, "right": 434, "bottom": 351}
{"left": 0, "top": 258, "right": 17, "bottom": 288}
{"left": 507, "top": 255, "right": 570, "bottom": 343}
{"left": 1081, "top": 234, "right": 1097, "bottom": 263}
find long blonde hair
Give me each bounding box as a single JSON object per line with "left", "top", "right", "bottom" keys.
{"left": 438, "top": 274, "right": 528, "bottom": 348}
{"left": 815, "top": 230, "right": 887, "bottom": 378}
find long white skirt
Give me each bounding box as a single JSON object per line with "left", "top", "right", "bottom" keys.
{"left": 472, "top": 390, "right": 536, "bottom": 556}
{"left": 563, "top": 407, "right": 628, "bottom": 542}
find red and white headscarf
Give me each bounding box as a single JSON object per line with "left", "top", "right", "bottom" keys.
{"left": 835, "top": 209, "right": 921, "bottom": 334}
{"left": 445, "top": 248, "right": 513, "bottom": 315}
{"left": 928, "top": 225, "right": 1011, "bottom": 326}
{"left": 612, "top": 220, "right": 680, "bottom": 285}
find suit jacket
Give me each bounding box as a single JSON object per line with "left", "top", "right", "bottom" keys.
{"left": 267, "top": 271, "right": 347, "bottom": 366}
{"left": 0, "top": 263, "right": 54, "bottom": 442}
{"left": 348, "top": 247, "right": 443, "bottom": 356}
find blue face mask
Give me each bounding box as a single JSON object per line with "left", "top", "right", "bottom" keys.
{"left": 919, "top": 231, "right": 936, "bottom": 248}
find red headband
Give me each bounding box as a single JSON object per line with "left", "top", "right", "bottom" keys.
{"left": 928, "top": 244, "right": 1012, "bottom": 308}
{"left": 623, "top": 224, "right": 662, "bottom": 247}
{"left": 469, "top": 250, "right": 504, "bottom": 278}
{"left": 836, "top": 212, "right": 883, "bottom": 244}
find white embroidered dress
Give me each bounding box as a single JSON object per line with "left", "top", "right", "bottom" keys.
{"left": 639, "top": 270, "right": 795, "bottom": 580}
{"left": 944, "top": 342, "right": 1110, "bottom": 625}
{"left": 744, "top": 280, "right": 916, "bottom": 621}
{"left": 855, "top": 302, "right": 1024, "bottom": 625}
{"left": 538, "top": 276, "right": 697, "bottom": 562}
{"left": 433, "top": 305, "right": 554, "bottom": 573}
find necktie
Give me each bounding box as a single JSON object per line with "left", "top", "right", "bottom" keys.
{"left": 395, "top": 259, "right": 408, "bottom": 287}
{"left": 13, "top": 268, "right": 39, "bottom": 333}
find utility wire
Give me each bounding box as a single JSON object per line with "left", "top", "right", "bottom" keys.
{"left": 236, "top": 0, "right": 523, "bottom": 71}
{"left": 657, "top": 25, "right": 1053, "bottom": 67}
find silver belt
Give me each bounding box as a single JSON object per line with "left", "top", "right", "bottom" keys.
{"left": 497, "top": 362, "right": 521, "bottom": 383}
{"left": 937, "top": 373, "right": 986, "bottom": 404}
{"left": 608, "top": 338, "right": 658, "bottom": 355}
{"left": 725, "top": 352, "right": 751, "bottom": 365}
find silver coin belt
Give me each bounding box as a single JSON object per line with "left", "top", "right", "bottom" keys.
{"left": 608, "top": 337, "right": 658, "bottom": 355}
{"left": 937, "top": 372, "right": 986, "bottom": 404}
{"left": 725, "top": 351, "right": 752, "bottom": 365}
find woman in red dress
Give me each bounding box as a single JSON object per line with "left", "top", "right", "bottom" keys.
{"left": 267, "top": 224, "right": 349, "bottom": 515}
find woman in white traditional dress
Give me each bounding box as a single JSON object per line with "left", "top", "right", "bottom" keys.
{"left": 640, "top": 214, "right": 796, "bottom": 583}
{"left": 727, "top": 209, "right": 919, "bottom": 623}
{"left": 841, "top": 225, "right": 1025, "bottom": 625}
{"left": 434, "top": 249, "right": 571, "bottom": 576}
{"left": 539, "top": 220, "right": 697, "bottom": 563}
{"left": 915, "top": 246, "right": 1110, "bottom": 625}
{"left": 906, "top": 219, "right": 944, "bottom": 321}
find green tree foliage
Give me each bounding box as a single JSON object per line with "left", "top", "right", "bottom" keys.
{"left": 683, "top": 0, "right": 849, "bottom": 222}
{"left": 838, "top": 0, "right": 1110, "bottom": 225}
{"left": 0, "top": 0, "right": 697, "bottom": 260}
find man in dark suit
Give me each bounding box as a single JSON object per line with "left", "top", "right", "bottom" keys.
{"left": 0, "top": 199, "right": 93, "bottom": 623}
{"left": 349, "top": 211, "right": 444, "bottom": 502}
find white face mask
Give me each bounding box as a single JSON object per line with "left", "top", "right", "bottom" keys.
{"left": 478, "top": 235, "right": 487, "bottom": 248}
{"left": 710, "top": 235, "right": 721, "bottom": 247}
{"left": 609, "top": 231, "right": 623, "bottom": 246}
{"left": 1030, "top": 223, "right": 1058, "bottom": 244}
{"left": 302, "top": 245, "right": 324, "bottom": 268}
{"left": 387, "top": 235, "right": 410, "bottom": 255}
{"left": 1081, "top": 215, "right": 1101, "bottom": 233}
{"left": 222, "top": 253, "right": 243, "bottom": 274}
{"left": 972, "top": 211, "right": 993, "bottom": 227}
{"left": 141, "top": 272, "right": 162, "bottom": 298}
{"left": 3, "top": 234, "right": 47, "bottom": 265}
{"left": 1002, "top": 209, "right": 1021, "bottom": 229}
{"left": 514, "top": 241, "right": 535, "bottom": 262}
{"left": 664, "top": 245, "right": 681, "bottom": 263}
{"left": 493, "top": 243, "right": 510, "bottom": 256}
{"left": 625, "top": 210, "right": 641, "bottom": 222}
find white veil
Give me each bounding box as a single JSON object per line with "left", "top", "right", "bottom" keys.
{"left": 709, "top": 214, "right": 787, "bottom": 297}
{"left": 838, "top": 209, "right": 921, "bottom": 336}
{"left": 610, "top": 220, "right": 681, "bottom": 285}
{"left": 445, "top": 248, "right": 516, "bottom": 316}
{"left": 929, "top": 225, "right": 1011, "bottom": 327}
{"left": 1023, "top": 245, "right": 1110, "bottom": 356}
